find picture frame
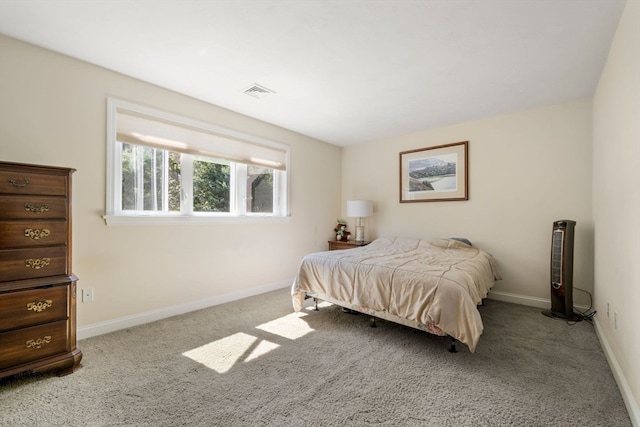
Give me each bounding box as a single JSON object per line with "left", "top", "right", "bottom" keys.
{"left": 399, "top": 141, "right": 468, "bottom": 203}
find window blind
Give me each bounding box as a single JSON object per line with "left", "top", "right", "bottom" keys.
{"left": 116, "top": 110, "right": 287, "bottom": 171}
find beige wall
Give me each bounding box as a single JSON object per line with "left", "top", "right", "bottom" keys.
{"left": 593, "top": 0, "right": 640, "bottom": 419}
{"left": 342, "top": 99, "right": 594, "bottom": 307}
{"left": 0, "top": 35, "right": 341, "bottom": 328}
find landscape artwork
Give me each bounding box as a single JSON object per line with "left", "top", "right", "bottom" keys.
{"left": 399, "top": 141, "right": 468, "bottom": 202}
{"left": 408, "top": 153, "right": 458, "bottom": 192}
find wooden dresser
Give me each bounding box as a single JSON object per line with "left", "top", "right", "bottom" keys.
{"left": 0, "top": 161, "right": 82, "bottom": 378}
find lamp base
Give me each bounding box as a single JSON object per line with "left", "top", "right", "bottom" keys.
{"left": 355, "top": 226, "right": 364, "bottom": 242}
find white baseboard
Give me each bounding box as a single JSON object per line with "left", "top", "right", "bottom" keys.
{"left": 593, "top": 318, "right": 640, "bottom": 427}
{"left": 79, "top": 287, "right": 589, "bottom": 340}
{"left": 487, "top": 290, "right": 590, "bottom": 312}
{"left": 77, "top": 279, "right": 292, "bottom": 340}
{"left": 487, "top": 290, "right": 550, "bottom": 308}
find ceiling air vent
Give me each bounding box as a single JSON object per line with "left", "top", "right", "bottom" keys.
{"left": 243, "top": 83, "right": 275, "bottom": 100}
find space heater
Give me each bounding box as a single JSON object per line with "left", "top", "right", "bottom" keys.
{"left": 542, "top": 220, "right": 580, "bottom": 321}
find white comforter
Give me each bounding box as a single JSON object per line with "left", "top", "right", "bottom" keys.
{"left": 291, "top": 237, "right": 501, "bottom": 352}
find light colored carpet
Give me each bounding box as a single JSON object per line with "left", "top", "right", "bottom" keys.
{"left": 0, "top": 287, "right": 631, "bottom": 426}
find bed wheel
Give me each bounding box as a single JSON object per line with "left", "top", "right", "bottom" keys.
{"left": 313, "top": 297, "right": 319, "bottom": 311}
{"left": 448, "top": 336, "right": 458, "bottom": 353}
{"left": 370, "top": 317, "right": 377, "bottom": 328}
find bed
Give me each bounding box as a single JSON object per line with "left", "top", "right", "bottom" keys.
{"left": 291, "top": 236, "right": 501, "bottom": 352}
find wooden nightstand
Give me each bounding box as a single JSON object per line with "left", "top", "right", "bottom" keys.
{"left": 328, "top": 240, "right": 370, "bottom": 251}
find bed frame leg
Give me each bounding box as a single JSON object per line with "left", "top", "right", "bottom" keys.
{"left": 313, "top": 297, "right": 319, "bottom": 311}
{"left": 448, "top": 335, "right": 458, "bottom": 353}
{"left": 370, "top": 317, "right": 377, "bottom": 328}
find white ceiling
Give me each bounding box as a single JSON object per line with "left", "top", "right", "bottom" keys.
{"left": 0, "top": 0, "right": 627, "bottom": 147}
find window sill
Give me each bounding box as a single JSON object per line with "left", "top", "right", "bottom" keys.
{"left": 102, "top": 214, "right": 291, "bottom": 226}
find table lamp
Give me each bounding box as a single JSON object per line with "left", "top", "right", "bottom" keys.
{"left": 346, "top": 200, "right": 373, "bottom": 243}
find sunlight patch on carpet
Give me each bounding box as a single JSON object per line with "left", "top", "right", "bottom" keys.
{"left": 244, "top": 339, "right": 280, "bottom": 363}
{"left": 255, "top": 311, "right": 314, "bottom": 340}
{"left": 182, "top": 311, "right": 315, "bottom": 373}
{"left": 183, "top": 332, "right": 259, "bottom": 373}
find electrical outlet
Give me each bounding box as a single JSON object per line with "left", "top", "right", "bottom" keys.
{"left": 82, "top": 288, "right": 94, "bottom": 302}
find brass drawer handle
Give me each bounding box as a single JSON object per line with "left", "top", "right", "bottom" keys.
{"left": 24, "top": 258, "right": 51, "bottom": 270}
{"left": 8, "top": 178, "right": 30, "bottom": 188}
{"left": 26, "top": 336, "right": 52, "bottom": 349}
{"left": 24, "top": 203, "right": 50, "bottom": 214}
{"left": 24, "top": 228, "right": 51, "bottom": 240}
{"left": 26, "top": 299, "right": 53, "bottom": 312}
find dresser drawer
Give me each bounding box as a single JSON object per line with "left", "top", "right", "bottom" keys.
{"left": 0, "top": 170, "right": 67, "bottom": 196}
{"left": 0, "top": 247, "right": 68, "bottom": 281}
{"left": 0, "top": 320, "right": 69, "bottom": 369}
{"left": 0, "top": 196, "right": 68, "bottom": 220}
{"left": 0, "top": 285, "right": 68, "bottom": 332}
{"left": 0, "top": 221, "right": 68, "bottom": 249}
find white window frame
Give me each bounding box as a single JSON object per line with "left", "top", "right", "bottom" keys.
{"left": 104, "top": 98, "right": 290, "bottom": 225}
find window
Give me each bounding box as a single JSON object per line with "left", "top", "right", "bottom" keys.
{"left": 105, "top": 98, "right": 289, "bottom": 225}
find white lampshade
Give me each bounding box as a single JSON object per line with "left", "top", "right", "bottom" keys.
{"left": 347, "top": 200, "right": 373, "bottom": 243}
{"left": 346, "top": 200, "right": 373, "bottom": 218}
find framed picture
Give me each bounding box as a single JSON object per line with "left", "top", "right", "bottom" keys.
{"left": 399, "top": 141, "right": 468, "bottom": 203}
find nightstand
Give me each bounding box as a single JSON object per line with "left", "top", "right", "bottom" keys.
{"left": 328, "top": 240, "right": 370, "bottom": 251}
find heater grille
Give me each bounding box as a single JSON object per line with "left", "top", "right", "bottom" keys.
{"left": 551, "top": 229, "right": 564, "bottom": 288}
{"left": 542, "top": 219, "right": 578, "bottom": 321}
